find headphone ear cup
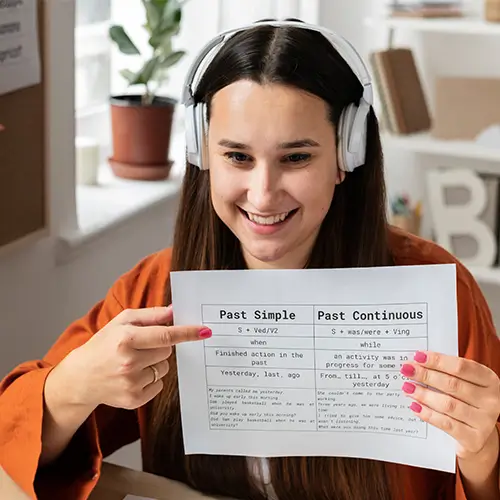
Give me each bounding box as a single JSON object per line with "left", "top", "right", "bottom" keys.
{"left": 185, "top": 102, "right": 208, "bottom": 169}
{"left": 337, "top": 103, "right": 368, "bottom": 172}
{"left": 185, "top": 103, "right": 201, "bottom": 168}
{"left": 196, "top": 102, "right": 209, "bottom": 170}
{"left": 337, "top": 105, "right": 354, "bottom": 172}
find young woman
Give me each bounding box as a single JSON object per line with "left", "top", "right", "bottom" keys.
{"left": 1, "top": 20, "right": 499, "bottom": 500}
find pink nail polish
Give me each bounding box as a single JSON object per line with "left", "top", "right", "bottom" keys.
{"left": 410, "top": 402, "right": 422, "bottom": 413}
{"left": 402, "top": 382, "right": 416, "bottom": 394}
{"left": 414, "top": 351, "right": 427, "bottom": 363}
{"left": 199, "top": 327, "right": 212, "bottom": 339}
{"left": 401, "top": 364, "right": 415, "bottom": 377}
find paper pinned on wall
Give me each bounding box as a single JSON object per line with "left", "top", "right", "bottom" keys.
{"left": 0, "top": 0, "right": 41, "bottom": 96}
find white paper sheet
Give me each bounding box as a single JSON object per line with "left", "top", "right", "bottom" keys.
{"left": 172, "top": 264, "right": 458, "bottom": 473}
{"left": 0, "top": 0, "right": 41, "bottom": 96}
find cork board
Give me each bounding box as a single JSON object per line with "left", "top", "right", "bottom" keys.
{"left": 0, "top": 0, "right": 46, "bottom": 250}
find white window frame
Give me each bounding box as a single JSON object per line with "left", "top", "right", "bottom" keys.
{"left": 60, "top": 0, "right": 319, "bottom": 258}
{"left": 74, "top": 3, "right": 112, "bottom": 160}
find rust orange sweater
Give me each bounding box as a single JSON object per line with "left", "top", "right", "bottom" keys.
{"left": 1, "top": 230, "right": 499, "bottom": 499}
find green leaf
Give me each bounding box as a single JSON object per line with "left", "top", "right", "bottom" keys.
{"left": 118, "top": 58, "right": 160, "bottom": 87}
{"left": 148, "top": 22, "right": 179, "bottom": 49}
{"left": 163, "top": 0, "right": 181, "bottom": 20}
{"left": 161, "top": 1, "right": 182, "bottom": 33}
{"left": 142, "top": 0, "right": 162, "bottom": 31}
{"left": 159, "top": 50, "right": 185, "bottom": 70}
{"left": 151, "top": 0, "right": 168, "bottom": 11}
{"left": 136, "top": 57, "right": 161, "bottom": 85}
{"left": 160, "top": 38, "right": 173, "bottom": 55}
{"left": 119, "top": 69, "right": 137, "bottom": 85}
{"left": 109, "top": 25, "right": 140, "bottom": 55}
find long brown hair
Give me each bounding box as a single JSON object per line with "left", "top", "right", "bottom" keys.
{"left": 146, "top": 20, "right": 395, "bottom": 500}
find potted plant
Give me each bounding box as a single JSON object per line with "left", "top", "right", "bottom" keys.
{"left": 108, "top": 0, "right": 187, "bottom": 180}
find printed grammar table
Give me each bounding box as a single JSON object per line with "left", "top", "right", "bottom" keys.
{"left": 171, "top": 265, "right": 458, "bottom": 473}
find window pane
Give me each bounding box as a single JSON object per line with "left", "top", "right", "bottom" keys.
{"left": 75, "top": 54, "right": 111, "bottom": 110}
{"left": 76, "top": 0, "right": 111, "bottom": 26}
{"left": 76, "top": 109, "right": 111, "bottom": 159}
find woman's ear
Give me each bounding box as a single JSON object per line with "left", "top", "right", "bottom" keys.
{"left": 336, "top": 168, "right": 346, "bottom": 185}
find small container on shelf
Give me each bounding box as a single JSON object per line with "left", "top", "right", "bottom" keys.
{"left": 75, "top": 136, "right": 100, "bottom": 186}
{"left": 390, "top": 194, "right": 422, "bottom": 236}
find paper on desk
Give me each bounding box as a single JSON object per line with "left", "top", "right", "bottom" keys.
{"left": 0, "top": 1, "right": 41, "bottom": 96}
{"left": 171, "top": 264, "right": 459, "bottom": 473}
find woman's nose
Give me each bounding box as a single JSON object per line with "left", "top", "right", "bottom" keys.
{"left": 246, "top": 162, "right": 281, "bottom": 210}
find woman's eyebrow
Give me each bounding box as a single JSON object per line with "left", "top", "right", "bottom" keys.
{"left": 217, "top": 138, "right": 320, "bottom": 149}
{"left": 278, "top": 139, "right": 320, "bottom": 149}
{"left": 218, "top": 139, "right": 248, "bottom": 149}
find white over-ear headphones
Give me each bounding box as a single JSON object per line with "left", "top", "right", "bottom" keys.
{"left": 181, "top": 20, "right": 373, "bottom": 173}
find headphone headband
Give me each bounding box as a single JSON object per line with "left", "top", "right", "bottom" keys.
{"left": 182, "top": 20, "right": 373, "bottom": 107}
{"left": 182, "top": 20, "right": 374, "bottom": 172}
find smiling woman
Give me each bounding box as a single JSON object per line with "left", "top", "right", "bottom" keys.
{"left": 208, "top": 80, "right": 343, "bottom": 269}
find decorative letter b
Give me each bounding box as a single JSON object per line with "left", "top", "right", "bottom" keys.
{"left": 426, "top": 168, "right": 497, "bottom": 267}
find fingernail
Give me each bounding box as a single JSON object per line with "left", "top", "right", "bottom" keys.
{"left": 401, "top": 364, "right": 416, "bottom": 377}
{"left": 199, "top": 327, "right": 212, "bottom": 339}
{"left": 414, "top": 351, "right": 427, "bottom": 363}
{"left": 402, "top": 382, "right": 416, "bottom": 394}
{"left": 410, "top": 402, "right": 422, "bottom": 413}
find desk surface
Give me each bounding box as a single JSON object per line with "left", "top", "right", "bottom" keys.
{"left": 1, "top": 462, "right": 231, "bottom": 500}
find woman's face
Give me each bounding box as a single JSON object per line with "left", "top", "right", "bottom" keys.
{"left": 208, "top": 80, "right": 344, "bottom": 269}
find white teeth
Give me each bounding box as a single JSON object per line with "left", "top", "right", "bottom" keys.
{"left": 247, "top": 211, "right": 290, "bottom": 225}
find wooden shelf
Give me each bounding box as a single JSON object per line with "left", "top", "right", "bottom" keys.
{"left": 365, "top": 16, "right": 500, "bottom": 36}
{"left": 382, "top": 132, "right": 500, "bottom": 167}
{"left": 368, "top": 14, "right": 500, "bottom": 288}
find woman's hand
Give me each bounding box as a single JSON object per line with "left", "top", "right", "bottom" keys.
{"left": 400, "top": 351, "right": 500, "bottom": 461}
{"left": 58, "top": 305, "right": 211, "bottom": 411}
{"left": 40, "top": 305, "right": 211, "bottom": 466}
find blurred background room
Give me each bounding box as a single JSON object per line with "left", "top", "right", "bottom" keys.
{"left": 1, "top": 0, "right": 500, "bottom": 469}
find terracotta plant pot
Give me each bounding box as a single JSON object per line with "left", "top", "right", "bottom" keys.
{"left": 109, "top": 94, "right": 176, "bottom": 180}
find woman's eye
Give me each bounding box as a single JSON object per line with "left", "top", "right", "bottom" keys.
{"left": 225, "top": 152, "right": 251, "bottom": 164}
{"left": 284, "top": 153, "right": 311, "bottom": 163}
